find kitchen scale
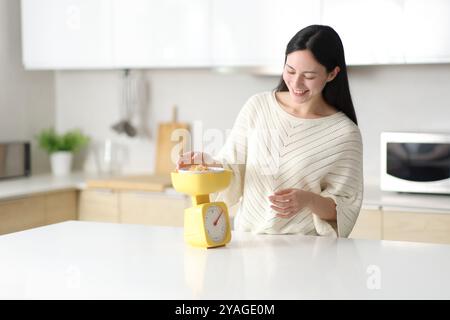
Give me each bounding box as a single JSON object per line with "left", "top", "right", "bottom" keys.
{"left": 171, "top": 167, "right": 232, "bottom": 248}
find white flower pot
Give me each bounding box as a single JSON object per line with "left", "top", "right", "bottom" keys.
{"left": 50, "top": 151, "right": 73, "bottom": 176}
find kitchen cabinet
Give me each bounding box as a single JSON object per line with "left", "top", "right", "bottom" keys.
{"left": 211, "top": 0, "right": 320, "bottom": 69}
{"left": 113, "top": 0, "right": 210, "bottom": 68}
{"left": 120, "top": 192, "right": 189, "bottom": 227}
{"left": 21, "top": 0, "right": 450, "bottom": 69}
{"left": 0, "top": 196, "right": 45, "bottom": 235}
{"left": 403, "top": 0, "right": 450, "bottom": 63}
{"left": 321, "top": 0, "right": 405, "bottom": 65}
{"left": 44, "top": 190, "right": 78, "bottom": 224}
{"left": 78, "top": 188, "right": 189, "bottom": 227}
{"left": 78, "top": 189, "right": 120, "bottom": 223}
{"left": 0, "top": 190, "right": 77, "bottom": 235}
{"left": 349, "top": 205, "right": 450, "bottom": 244}
{"left": 21, "top": 0, "right": 114, "bottom": 69}
{"left": 21, "top": 0, "right": 210, "bottom": 69}
{"left": 383, "top": 208, "right": 450, "bottom": 244}
{"left": 322, "top": 0, "right": 450, "bottom": 65}
{"left": 348, "top": 207, "right": 383, "bottom": 240}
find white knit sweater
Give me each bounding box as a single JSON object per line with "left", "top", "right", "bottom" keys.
{"left": 213, "top": 91, "right": 363, "bottom": 237}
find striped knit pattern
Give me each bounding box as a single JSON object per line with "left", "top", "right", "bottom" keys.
{"left": 213, "top": 91, "right": 363, "bottom": 237}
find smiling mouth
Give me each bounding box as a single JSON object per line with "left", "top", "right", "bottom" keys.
{"left": 292, "top": 89, "right": 308, "bottom": 96}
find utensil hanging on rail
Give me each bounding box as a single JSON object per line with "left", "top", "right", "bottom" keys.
{"left": 111, "top": 69, "right": 138, "bottom": 137}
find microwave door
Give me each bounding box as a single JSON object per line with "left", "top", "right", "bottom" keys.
{"left": 387, "top": 142, "right": 450, "bottom": 182}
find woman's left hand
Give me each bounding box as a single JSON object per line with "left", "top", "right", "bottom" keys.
{"left": 268, "top": 188, "right": 314, "bottom": 219}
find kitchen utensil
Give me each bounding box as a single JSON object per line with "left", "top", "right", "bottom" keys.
{"left": 94, "top": 139, "right": 127, "bottom": 174}
{"left": 111, "top": 69, "right": 138, "bottom": 137}
{"left": 155, "top": 105, "right": 190, "bottom": 175}
{"left": 171, "top": 169, "right": 232, "bottom": 248}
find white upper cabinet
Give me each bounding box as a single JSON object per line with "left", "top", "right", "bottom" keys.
{"left": 322, "top": 0, "right": 450, "bottom": 66}
{"left": 20, "top": 0, "right": 450, "bottom": 69}
{"left": 321, "top": 0, "right": 405, "bottom": 65}
{"left": 21, "top": 0, "right": 210, "bottom": 69}
{"left": 113, "top": 0, "right": 210, "bottom": 68}
{"left": 211, "top": 0, "right": 321, "bottom": 69}
{"left": 21, "top": 0, "right": 113, "bottom": 69}
{"left": 403, "top": 0, "right": 450, "bottom": 63}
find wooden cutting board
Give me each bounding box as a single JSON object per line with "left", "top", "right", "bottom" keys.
{"left": 155, "top": 105, "right": 190, "bottom": 175}
{"left": 87, "top": 174, "right": 173, "bottom": 192}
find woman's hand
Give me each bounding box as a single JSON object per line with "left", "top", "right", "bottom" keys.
{"left": 268, "top": 188, "right": 314, "bottom": 218}
{"left": 176, "top": 151, "right": 223, "bottom": 170}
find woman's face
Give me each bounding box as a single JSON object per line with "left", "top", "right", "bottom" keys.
{"left": 282, "top": 50, "right": 338, "bottom": 105}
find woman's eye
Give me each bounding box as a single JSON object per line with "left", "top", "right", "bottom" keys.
{"left": 304, "top": 77, "right": 315, "bottom": 80}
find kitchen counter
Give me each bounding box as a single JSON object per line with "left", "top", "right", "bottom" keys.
{"left": 0, "top": 172, "right": 91, "bottom": 200}
{"left": 0, "top": 172, "right": 176, "bottom": 201}
{"left": 364, "top": 183, "right": 450, "bottom": 212}
{"left": 1, "top": 220, "right": 450, "bottom": 299}
{"left": 1, "top": 172, "right": 449, "bottom": 212}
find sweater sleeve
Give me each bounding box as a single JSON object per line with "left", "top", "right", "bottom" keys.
{"left": 210, "top": 97, "right": 253, "bottom": 207}
{"left": 318, "top": 127, "right": 364, "bottom": 238}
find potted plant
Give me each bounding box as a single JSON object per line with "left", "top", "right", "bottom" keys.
{"left": 36, "top": 128, "right": 90, "bottom": 176}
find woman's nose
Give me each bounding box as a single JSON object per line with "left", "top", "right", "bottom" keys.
{"left": 293, "top": 76, "right": 304, "bottom": 87}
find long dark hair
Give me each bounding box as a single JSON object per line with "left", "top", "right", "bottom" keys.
{"left": 276, "top": 25, "right": 358, "bottom": 125}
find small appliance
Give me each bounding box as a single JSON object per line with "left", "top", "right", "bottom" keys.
{"left": 0, "top": 141, "right": 31, "bottom": 180}
{"left": 380, "top": 132, "right": 450, "bottom": 194}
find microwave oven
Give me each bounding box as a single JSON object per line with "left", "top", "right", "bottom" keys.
{"left": 0, "top": 141, "right": 31, "bottom": 180}
{"left": 380, "top": 132, "right": 450, "bottom": 194}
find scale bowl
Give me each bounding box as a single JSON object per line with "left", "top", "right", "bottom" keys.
{"left": 171, "top": 169, "right": 232, "bottom": 196}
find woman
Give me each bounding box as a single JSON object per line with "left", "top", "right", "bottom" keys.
{"left": 177, "top": 25, "right": 363, "bottom": 237}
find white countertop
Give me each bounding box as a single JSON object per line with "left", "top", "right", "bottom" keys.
{"left": 364, "top": 183, "right": 450, "bottom": 212}
{"left": 1, "top": 221, "right": 450, "bottom": 299}
{"left": 0, "top": 172, "right": 93, "bottom": 200}
{"left": 0, "top": 172, "right": 184, "bottom": 201}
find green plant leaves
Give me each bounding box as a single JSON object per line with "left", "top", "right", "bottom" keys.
{"left": 36, "top": 128, "right": 89, "bottom": 154}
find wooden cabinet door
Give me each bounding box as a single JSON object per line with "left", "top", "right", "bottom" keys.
{"left": 0, "top": 196, "right": 46, "bottom": 235}
{"left": 78, "top": 189, "right": 120, "bottom": 222}
{"left": 348, "top": 208, "right": 383, "bottom": 240}
{"left": 120, "top": 191, "right": 189, "bottom": 227}
{"left": 383, "top": 208, "right": 450, "bottom": 244}
{"left": 45, "top": 190, "right": 78, "bottom": 224}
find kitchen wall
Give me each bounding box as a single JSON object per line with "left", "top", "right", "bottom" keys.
{"left": 55, "top": 63, "right": 450, "bottom": 183}
{"left": 0, "top": 0, "right": 55, "bottom": 174}
{"left": 55, "top": 69, "right": 275, "bottom": 174}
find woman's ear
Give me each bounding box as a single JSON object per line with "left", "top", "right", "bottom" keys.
{"left": 327, "top": 66, "right": 340, "bottom": 82}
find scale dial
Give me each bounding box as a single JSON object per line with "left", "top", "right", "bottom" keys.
{"left": 204, "top": 205, "right": 227, "bottom": 243}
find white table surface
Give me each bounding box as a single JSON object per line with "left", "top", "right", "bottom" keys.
{"left": 1, "top": 221, "right": 450, "bottom": 300}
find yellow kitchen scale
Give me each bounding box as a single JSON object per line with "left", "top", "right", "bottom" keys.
{"left": 171, "top": 167, "right": 232, "bottom": 248}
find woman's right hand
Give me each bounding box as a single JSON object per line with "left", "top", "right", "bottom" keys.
{"left": 176, "top": 151, "right": 223, "bottom": 170}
